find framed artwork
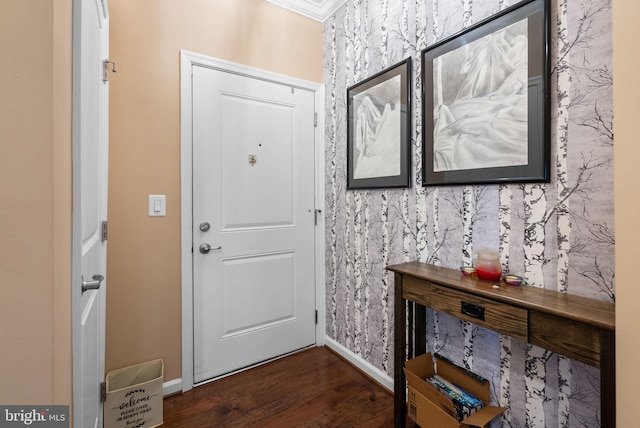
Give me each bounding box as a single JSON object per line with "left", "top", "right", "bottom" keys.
{"left": 422, "top": 0, "right": 550, "bottom": 186}
{"left": 347, "top": 58, "right": 412, "bottom": 189}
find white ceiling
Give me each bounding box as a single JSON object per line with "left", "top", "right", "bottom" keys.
{"left": 265, "top": 0, "right": 346, "bottom": 22}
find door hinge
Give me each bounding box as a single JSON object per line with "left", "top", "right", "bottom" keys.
{"left": 100, "top": 382, "right": 107, "bottom": 402}
{"left": 103, "top": 60, "right": 116, "bottom": 82}
{"left": 101, "top": 221, "right": 108, "bottom": 242}
{"left": 315, "top": 310, "right": 318, "bottom": 324}
{"left": 314, "top": 112, "right": 318, "bottom": 127}
{"left": 314, "top": 209, "right": 322, "bottom": 226}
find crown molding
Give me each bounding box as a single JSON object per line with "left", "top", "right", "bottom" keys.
{"left": 265, "top": 0, "right": 346, "bottom": 22}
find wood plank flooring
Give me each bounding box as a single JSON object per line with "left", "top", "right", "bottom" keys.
{"left": 163, "top": 346, "right": 419, "bottom": 427}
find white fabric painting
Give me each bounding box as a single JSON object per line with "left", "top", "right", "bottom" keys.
{"left": 353, "top": 75, "right": 401, "bottom": 179}
{"left": 433, "top": 20, "right": 529, "bottom": 172}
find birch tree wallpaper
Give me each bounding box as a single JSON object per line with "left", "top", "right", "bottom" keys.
{"left": 323, "top": 0, "right": 613, "bottom": 427}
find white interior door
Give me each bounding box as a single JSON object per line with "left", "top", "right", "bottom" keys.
{"left": 192, "top": 65, "right": 316, "bottom": 383}
{"left": 72, "top": 0, "right": 109, "bottom": 426}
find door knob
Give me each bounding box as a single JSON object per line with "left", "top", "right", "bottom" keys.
{"left": 199, "top": 243, "right": 222, "bottom": 254}
{"left": 81, "top": 274, "right": 104, "bottom": 293}
{"left": 199, "top": 222, "right": 211, "bottom": 232}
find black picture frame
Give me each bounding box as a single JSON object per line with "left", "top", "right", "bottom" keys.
{"left": 347, "top": 58, "right": 412, "bottom": 189}
{"left": 421, "top": 0, "right": 550, "bottom": 186}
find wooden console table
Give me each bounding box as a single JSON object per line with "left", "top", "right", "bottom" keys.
{"left": 388, "top": 262, "right": 615, "bottom": 428}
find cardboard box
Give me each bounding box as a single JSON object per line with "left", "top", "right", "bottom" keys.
{"left": 404, "top": 353, "right": 506, "bottom": 428}
{"left": 105, "top": 359, "right": 164, "bottom": 428}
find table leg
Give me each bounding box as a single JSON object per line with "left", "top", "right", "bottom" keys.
{"left": 394, "top": 273, "right": 406, "bottom": 428}
{"left": 600, "top": 329, "right": 615, "bottom": 428}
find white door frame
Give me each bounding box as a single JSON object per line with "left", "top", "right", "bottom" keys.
{"left": 179, "top": 50, "right": 325, "bottom": 392}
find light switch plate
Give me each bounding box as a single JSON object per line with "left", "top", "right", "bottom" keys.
{"left": 149, "top": 195, "right": 166, "bottom": 217}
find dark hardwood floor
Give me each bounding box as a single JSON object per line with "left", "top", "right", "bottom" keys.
{"left": 163, "top": 346, "right": 419, "bottom": 427}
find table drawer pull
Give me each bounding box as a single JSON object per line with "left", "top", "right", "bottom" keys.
{"left": 461, "top": 301, "right": 485, "bottom": 320}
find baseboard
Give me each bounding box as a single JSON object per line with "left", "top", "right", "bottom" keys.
{"left": 163, "top": 378, "right": 182, "bottom": 397}
{"left": 324, "top": 336, "right": 394, "bottom": 393}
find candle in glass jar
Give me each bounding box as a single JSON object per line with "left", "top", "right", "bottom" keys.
{"left": 475, "top": 250, "right": 502, "bottom": 281}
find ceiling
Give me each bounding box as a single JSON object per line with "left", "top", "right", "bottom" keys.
{"left": 265, "top": 0, "right": 346, "bottom": 22}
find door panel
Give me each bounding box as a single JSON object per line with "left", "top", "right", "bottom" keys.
{"left": 221, "top": 252, "right": 296, "bottom": 337}
{"left": 73, "top": 0, "right": 108, "bottom": 426}
{"left": 220, "top": 94, "right": 295, "bottom": 228}
{"left": 192, "top": 65, "right": 316, "bottom": 383}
